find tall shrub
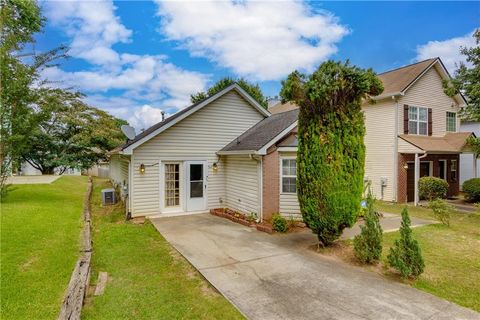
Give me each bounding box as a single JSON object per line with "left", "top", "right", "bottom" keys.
{"left": 353, "top": 189, "right": 383, "bottom": 263}
{"left": 280, "top": 61, "right": 383, "bottom": 246}
{"left": 387, "top": 207, "right": 425, "bottom": 278}
{"left": 418, "top": 177, "right": 448, "bottom": 200}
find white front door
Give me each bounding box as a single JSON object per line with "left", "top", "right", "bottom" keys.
{"left": 185, "top": 161, "right": 207, "bottom": 212}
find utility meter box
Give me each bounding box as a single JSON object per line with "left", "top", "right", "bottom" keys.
{"left": 102, "top": 188, "right": 116, "bottom": 206}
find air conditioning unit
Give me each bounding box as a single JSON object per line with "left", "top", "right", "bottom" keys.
{"left": 101, "top": 188, "right": 116, "bottom": 205}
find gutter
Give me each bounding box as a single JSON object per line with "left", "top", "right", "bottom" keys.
{"left": 393, "top": 96, "right": 399, "bottom": 202}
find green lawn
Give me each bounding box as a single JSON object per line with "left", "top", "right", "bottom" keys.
{"left": 82, "top": 178, "right": 243, "bottom": 319}
{"left": 1, "top": 176, "right": 88, "bottom": 319}
{"left": 376, "top": 201, "right": 480, "bottom": 312}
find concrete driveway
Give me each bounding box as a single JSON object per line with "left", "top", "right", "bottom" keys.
{"left": 151, "top": 214, "right": 479, "bottom": 320}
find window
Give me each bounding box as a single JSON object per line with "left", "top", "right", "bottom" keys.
{"left": 281, "top": 158, "right": 297, "bottom": 193}
{"left": 446, "top": 112, "right": 456, "bottom": 132}
{"left": 165, "top": 163, "right": 180, "bottom": 207}
{"left": 408, "top": 106, "right": 428, "bottom": 135}
{"left": 450, "top": 160, "right": 457, "bottom": 182}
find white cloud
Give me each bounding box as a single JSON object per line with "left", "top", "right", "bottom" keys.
{"left": 43, "top": 0, "right": 209, "bottom": 132}
{"left": 416, "top": 30, "right": 476, "bottom": 74}
{"left": 156, "top": 0, "right": 349, "bottom": 81}
{"left": 128, "top": 105, "right": 167, "bottom": 131}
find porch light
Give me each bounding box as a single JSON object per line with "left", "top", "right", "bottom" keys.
{"left": 212, "top": 162, "right": 218, "bottom": 172}
{"left": 403, "top": 164, "right": 409, "bottom": 169}
{"left": 139, "top": 163, "right": 145, "bottom": 174}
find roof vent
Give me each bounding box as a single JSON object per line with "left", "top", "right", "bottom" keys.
{"left": 161, "top": 111, "right": 165, "bottom": 121}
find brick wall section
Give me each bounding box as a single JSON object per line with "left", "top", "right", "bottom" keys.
{"left": 397, "top": 153, "right": 460, "bottom": 202}
{"left": 262, "top": 146, "right": 279, "bottom": 221}
{"left": 397, "top": 154, "right": 408, "bottom": 203}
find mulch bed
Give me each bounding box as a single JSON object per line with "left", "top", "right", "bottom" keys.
{"left": 210, "top": 208, "right": 273, "bottom": 234}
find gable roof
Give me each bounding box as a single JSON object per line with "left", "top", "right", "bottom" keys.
{"left": 267, "top": 57, "right": 466, "bottom": 114}
{"left": 398, "top": 132, "right": 475, "bottom": 153}
{"left": 376, "top": 58, "right": 437, "bottom": 98}
{"left": 119, "top": 84, "right": 270, "bottom": 154}
{"left": 219, "top": 109, "right": 299, "bottom": 155}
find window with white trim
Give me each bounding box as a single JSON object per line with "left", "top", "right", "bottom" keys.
{"left": 446, "top": 112, "right": 456, "bottom": 132}
{"left": 450, "top": 159, "right": 457, "bottom": 182}
{"left": 408, "top": 106, "right": 428, "bottom": 135}
{"left": 281, "top": 158, "right": 297, "bottom": 193}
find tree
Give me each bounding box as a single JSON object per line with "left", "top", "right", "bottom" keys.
{"left": 22, "top": 89, "right": 127, "bottom": 174}
{"left": 1, "top": 0, "right": 48, "bottom": 196}
{"left": 280, "top": 61, "right": 383, "bottom": 246}
{"left": 353, "top": 187, "right": 383, "bottom": 264}
{"left": 387, "top": 207, "right": 425, "bottom": 279}
{"left": 443, "top": 30, "right": 480, "bottom": 121}
{"left": 191, "top": 77, "right": 268, "bottom": 108}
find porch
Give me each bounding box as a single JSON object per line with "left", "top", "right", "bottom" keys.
{"left": 397, "top": 132, "right": 477, "bottom": 205}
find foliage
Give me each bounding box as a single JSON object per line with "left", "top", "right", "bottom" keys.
{"left": 418, "top": 176, "right": 449, "bottom": 200}
{"left": 191, "top": 77, "right": 268, "bottom": 108}
{"left": 353, "top": 189, "right": 383, "bottom": 264}
{"left": 387, "top": 208, "right": 425, "bottom": 278}
{"left": 271, "top": 214, "right": 288, "bottom": 233}
{"left": 0, "top": 0, "right": 47, "bottom": 195}
{"left": 0, "top": 0, "right": 127, "bottom": 187}
{"left": 428, "top": 199, "right": 453, "bottom": 226}
{"left": 21, "top": 89, "right": 127, "bottom": 174}
{"left": 443, "top": 30, "right": 480, "bottom": 121}
{"left": 462, "top": 178, "right": 480, "bottom": 202}
{"left": 467, "top": 136, "right": 480, "bottom": 159}
{"left": 280, "top": 60, "right": 383, "bottom": 246}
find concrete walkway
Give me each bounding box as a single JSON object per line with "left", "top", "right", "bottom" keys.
{"left": 152, "top": 214, "right": 479, "bottom": 320}
{"left": 6, "top": 175, "right": 61, "bottom": 184}
{"left": 341, "top": 212, "right": 435, "bottom": 239}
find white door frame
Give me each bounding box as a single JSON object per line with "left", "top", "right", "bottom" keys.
{"left": 185, "top": 160, "right": 208, "bottom": 212}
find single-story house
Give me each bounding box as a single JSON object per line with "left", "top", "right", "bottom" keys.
{"left": 110, "top": 58, "right": 476, "bottom": 221}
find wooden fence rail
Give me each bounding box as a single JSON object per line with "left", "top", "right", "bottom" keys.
{"left": 58, "top": 177, "right": 93, "bottom": 320}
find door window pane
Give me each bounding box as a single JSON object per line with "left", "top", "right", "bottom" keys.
{"left": 189, "top": 164, "right": 203, "bottom": 198}
{"left": 165, "top": 164, "right": 180, "bottom": 207}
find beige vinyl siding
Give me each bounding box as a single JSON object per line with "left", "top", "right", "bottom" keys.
{"left": 109, "top": 154, "right": 129, "bottom": 188}
{"left": 224, "top": 155, "right": 260, "bottom": 215}
{"left": 362, "top": 99, "right": 396, "bottom": 201}
{"left": 398, "top": 65, "right": 460, "bottom": 137}
{"left": 131, "top": 91, "right": 265, "bottom": 216}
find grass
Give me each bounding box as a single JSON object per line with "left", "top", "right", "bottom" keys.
{"left": 82, "top": 178, "right": 243, "bottom": 319}
{"left": 1, "top": 176, "right": 88, "bottom": 319}
{"left": 376, "top": 201, "right": 480, "bottom": 312}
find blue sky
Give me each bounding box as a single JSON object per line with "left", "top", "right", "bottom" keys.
{"left": 36, "top": 1, "right": 479, "bottom": 131}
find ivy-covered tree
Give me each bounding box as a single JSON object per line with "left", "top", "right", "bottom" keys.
{"left": 280, "top": 61, "right": 383, "bottom": 246}
{"left": 443, "top": 30, "right": 480, "bottom": 121}
{"left": 191, "top": 77, "right": 268, "bottom": 108}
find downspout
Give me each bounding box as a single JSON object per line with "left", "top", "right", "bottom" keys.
{"left": 121, "top": 155, "right": 132, "bottom": 220}
{"left": 250, "top": 154, "right": 263, "bottom": 223}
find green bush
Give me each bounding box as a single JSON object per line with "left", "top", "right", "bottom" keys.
{"left": 280, "top": 61, "right": 383, "bottom": 246}
{"left": 462, "top": 178, "right": 480, "bottom": 202}
{"left": 387, "top": 208, "right": 425, "bottom": 279}
{"left": 271, "top": 214, "right": 288, "bottom": 233}
{"left": 428, "top": 199, "right": 453, "bottom": 226}
{"left": 418, "top": 177, "right": 449, "bottom": 200}
{"left": 353, "top": 190, "right": 383, "bottom": 264}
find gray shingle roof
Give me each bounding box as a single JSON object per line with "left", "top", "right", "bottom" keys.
{"left": 221, "top": 109, "right": 299, "bottom": 152}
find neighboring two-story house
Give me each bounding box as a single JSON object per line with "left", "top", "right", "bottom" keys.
{"left": 110, "top": 58, "right": 475, "bottom": 221}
